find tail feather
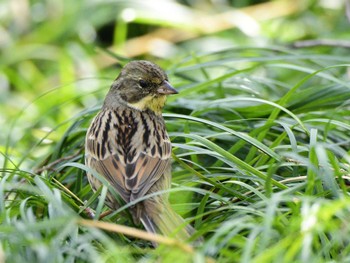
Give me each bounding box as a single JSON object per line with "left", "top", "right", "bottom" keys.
{"left": 140, "top": 202, "right": 200, "bottom": 245}
{"left": 140, "top": 214, "right": 158, "bottom": 234}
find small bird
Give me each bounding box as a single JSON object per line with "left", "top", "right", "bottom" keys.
{"left": 85, "top": 60, "right": 197, "bottom": 244}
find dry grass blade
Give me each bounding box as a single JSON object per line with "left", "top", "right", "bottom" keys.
{"left": 78, "top": 219, "right": 194, "bottom": 252}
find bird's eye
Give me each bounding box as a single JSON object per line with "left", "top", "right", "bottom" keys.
{"left": 139, "top": 79, "right": 148, "bottom": 88}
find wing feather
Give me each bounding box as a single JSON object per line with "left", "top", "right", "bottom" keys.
{"left": 85, "top": 107, "right": 171, "bottom": 204}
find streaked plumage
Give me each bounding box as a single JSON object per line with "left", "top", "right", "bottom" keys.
{"left": 85, "top": 60, "right": 197, "bottom": 243}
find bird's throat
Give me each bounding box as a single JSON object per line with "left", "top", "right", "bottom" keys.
{"left": 127, "top": 95, "right": 166, "bottom": 115}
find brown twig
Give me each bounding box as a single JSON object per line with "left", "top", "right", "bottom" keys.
{"left": 99, "top": 210, "right": 113, "bottom": 219}
{"left": 34, "top": 149, "right": 83, "bottom": 174}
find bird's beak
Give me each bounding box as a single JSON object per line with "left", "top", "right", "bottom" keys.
{"left": 157, "top": 80, "right": 178, "bottom": 95}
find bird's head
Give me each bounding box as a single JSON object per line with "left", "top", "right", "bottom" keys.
{"left": 104, "top": 60, "right": 178, "bottom": 114}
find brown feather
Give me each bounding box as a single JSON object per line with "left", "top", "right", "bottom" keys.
{"left": 85, "top": 107, "right": 171, "bottom": 206}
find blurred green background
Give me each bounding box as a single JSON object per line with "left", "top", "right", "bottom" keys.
{"left": 1, "top": 0, "right": 348, "bottom": 166}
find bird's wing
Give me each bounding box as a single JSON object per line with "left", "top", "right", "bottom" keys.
{"left": 85, "top": 108, "right": 172, "bottom": 203}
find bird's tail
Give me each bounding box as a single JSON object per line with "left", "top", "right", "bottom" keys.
{"left": 140, "top": 201, "right": 198, "bottom": 244}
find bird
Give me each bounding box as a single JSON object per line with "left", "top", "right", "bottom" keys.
{"left": 85, "top": 60, "right": 198, "bottom": 244}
